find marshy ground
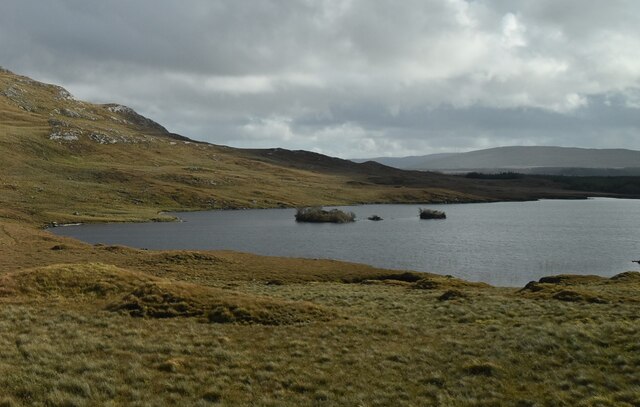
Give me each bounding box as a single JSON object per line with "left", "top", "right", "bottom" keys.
{"left": 0, "top": 220, "right": 638, "bottom": 406}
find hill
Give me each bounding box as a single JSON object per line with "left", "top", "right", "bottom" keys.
{"left": 350, "top": 153, "right": 458, "bottom": 169}
{"left": 357, "top": 146, "right": 640, "bottom": 174}
{"left": 0, "top": 67, "right": 476, "bottom": 225}
{"left": 1, "top": 67, "right": 640, "bottom": 406}
{"left": 3, "top": 67, "right": 624, "bottom": 227}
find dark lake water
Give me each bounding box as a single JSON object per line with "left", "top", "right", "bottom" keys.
{"left": 51, "top": 198, "right": 640, "bottom": 287}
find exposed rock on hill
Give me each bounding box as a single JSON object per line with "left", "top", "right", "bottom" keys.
{"left": 103, "top": 103, "right": 168, "bottom": 134}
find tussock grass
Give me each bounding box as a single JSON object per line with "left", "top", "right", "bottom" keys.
{"left": 108, "top": 280, "right": 332, "bottom": 325}
{"left": 413, "top": 275, "right": 489, "bottom": 290}
{"left": 0, "top": 269, "right": 637, "bottom": 405}
{"left": 351, "top": 271, "right": 424, "bottom": 283}
{"left": 520, "top": 272, "right": 640, "bottom": 304}
{"left": 0, "top": 263, "right": 151, "bottom": 299}
{"left": 438, "top": 289, "right": 468, "bottom": 301}
{"left": 463, "top": 360, "right": 501, "bottom": 377}
{"left": 144, "top": 251, "right": 225, "bottom": 265}
{"left": 3, "top": 221, "right": 635, "bottom": 405}
{"left": 0, "top": 263, "right": 333, "bottom": 325}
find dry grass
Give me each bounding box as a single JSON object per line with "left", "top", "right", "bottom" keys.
{"left": 0, "top": 223, "right": 638, "bottom": 405}
{"left": 0, "top": 268, "right": 638, "bottom": 406}
{"left": 0, "top": 263, "right": 332, "bottom": 325}
{"left": 1, "top": 67, "right": 640, "bottom": 406}
{"left": 519, "top": 273, "right": 640, "bottom": 304}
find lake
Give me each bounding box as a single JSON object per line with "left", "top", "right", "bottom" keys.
{"left": 51, "top": 198, "right": 640, "bottom": 287}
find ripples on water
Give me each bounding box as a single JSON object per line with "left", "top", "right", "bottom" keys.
{"left": 52, "top": 198, "right": 640, "bottom": 286}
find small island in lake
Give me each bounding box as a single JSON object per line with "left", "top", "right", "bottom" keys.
{"left": 419, "top": 208, "right": 447, "bottom": 219}
{"left": 295, "top": 207, "right": 356, "bottom": 223}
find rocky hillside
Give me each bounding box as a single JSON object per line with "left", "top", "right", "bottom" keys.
{"left": 0, "top": 67, "right": 475, "bottom": 224}
{"left": 0, "top": 67, "right": 631, "bottom": 226}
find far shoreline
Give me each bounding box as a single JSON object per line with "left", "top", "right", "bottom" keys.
{"left": 43, "top": 194, "right": 631, "bottom": 229}
{"left": 47, "top": 197, "right": 638, "bottom": 288}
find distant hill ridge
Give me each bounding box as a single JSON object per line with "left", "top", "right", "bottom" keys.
{"left": 2, "top": 66, "right": 638, "bottom": 227}
{"left": 354, "top": 146, "right": 640, "bottom": 174}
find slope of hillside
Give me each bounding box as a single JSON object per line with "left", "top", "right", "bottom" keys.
{"left": 350, "top": 153, "right": 458, "bottom": 169}
{"left": 3, "top": 68, "right": 619, "bottom": 227}
{"left": 0, "top": 68, "right": 482, "bottom": 225}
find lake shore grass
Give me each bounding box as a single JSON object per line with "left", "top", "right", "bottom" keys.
{"left": 0, "top": 218, "right": 639, "bottom": 406}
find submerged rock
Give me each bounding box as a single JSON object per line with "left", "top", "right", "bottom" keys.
{"left": 419, "top": 208, "right": 446, "bottom": 219}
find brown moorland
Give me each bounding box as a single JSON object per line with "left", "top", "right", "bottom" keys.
{"left": 0, "top": 67, "right": 639, "bottom": 406}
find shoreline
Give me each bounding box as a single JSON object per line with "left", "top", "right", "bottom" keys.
{"left": 42, "top": 193, "right": 630, "bottom": 229}
{"left": 46, "top": 197, "right": 638, "bottom": 289}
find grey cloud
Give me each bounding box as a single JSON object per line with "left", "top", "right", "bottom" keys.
{"left": 2, "top": 0, "right": 640, "bottom": 158}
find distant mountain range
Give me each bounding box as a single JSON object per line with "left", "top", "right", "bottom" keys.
{"left": 353, "top": 146, "right": 640, "bottom": 175}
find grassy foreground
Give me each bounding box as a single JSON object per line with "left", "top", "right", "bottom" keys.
{"left": 0, "top": 221, "right": 638, "bottom": 406}
{"left": 1, "top": 67, "right": 639, "bottom": 405}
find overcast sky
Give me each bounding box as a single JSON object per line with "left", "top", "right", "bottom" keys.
{"left": 2, "top": 1, "right": 640, "bottom": 158}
